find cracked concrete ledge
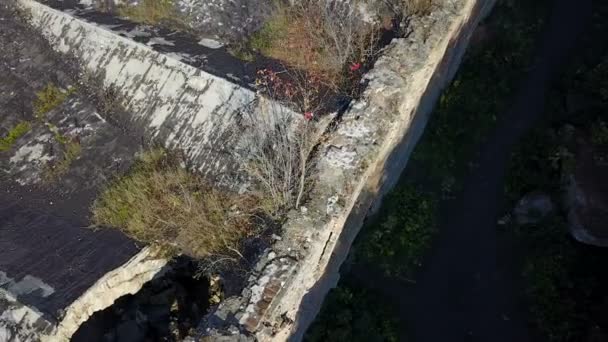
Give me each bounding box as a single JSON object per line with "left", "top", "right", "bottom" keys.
{"left": 0, "top": 247, "right": 167, "bottom": 342}
{"left": 17, "top": 0, "right": 297, "bottom": 185}
{"left": 191, "top": 0, "right": 497, "bottom": 341}
{"left": 47, "top": 246, "right": 168, "bottom": 341}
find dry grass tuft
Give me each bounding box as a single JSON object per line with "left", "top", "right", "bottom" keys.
{"left": 250, "top": 0, "right": 381, "bottom": 87}
{"left": 116, "top": 0, "right": 188, "bottom": 31}
{"left": 43, "top": 136, "right": 82, "bottom": 181}
{"left": 92, "top": 149, "right": 260, "bottom": 259}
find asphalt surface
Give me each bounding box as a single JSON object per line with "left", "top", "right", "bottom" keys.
{"left": 0, "top": 2, "right": 140, "bottom": 321}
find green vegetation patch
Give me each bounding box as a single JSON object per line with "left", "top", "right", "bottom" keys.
{"left": 117, "top": 0, "right": 188, "bottom": 31}
{"left": 249, "top": 11, "right": 289, "bottom": 54}
{"left": 246, "top": 1, "right": 381, "bottom": 91}
{"left": 92, "top": 149, "right": 260, "bottom": 259}
{"left": 0, "top": 121, "right": 31, "bottom": 152}
{"left": 43, "top": 137, "right": 82, "bottom": 181}
{"left": 357, "top": 185, "right": 436, "bottom": 279}
{"left": 34, "top": 84, "right": 75, "bottom": 119}
{"left": 305, "top": 284, "right": 399, "bottom": 342}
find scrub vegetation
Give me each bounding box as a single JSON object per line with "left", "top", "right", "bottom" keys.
{"left": 92, "top": 149, "right": 262, "bottom": 261}
{"left": 249, "top": 0, "right": 382, "bottom": 89}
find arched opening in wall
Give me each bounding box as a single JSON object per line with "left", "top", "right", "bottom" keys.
{"left": 71, "top": 257, "right": 210, "bottom": 342}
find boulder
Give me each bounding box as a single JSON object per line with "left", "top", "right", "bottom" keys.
{"left": 563, "top": 133, "right": 608, "bottom": 246}
{"left": 513, "top": 192, "right": 554, "bottom": 225}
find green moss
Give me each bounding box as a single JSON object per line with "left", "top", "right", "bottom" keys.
{"left": 34, "top": 84, "right": 75, "bottom": 119}
{"left": 0, "top": 121, "right": 31, "bottom": 152}
{"left": 227, "top": 44, "right": 255, "bottom": 62}
{"left": 505, "top": 127, "right": 562, "bottom": 202}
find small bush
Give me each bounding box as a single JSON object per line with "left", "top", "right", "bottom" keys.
{"left": 92, "top": 149, "right": 260, "bottom": 259}
{"left": 241, "top": 101, "right": 319, "bottom": 212}
{"left": 0, "top": 121, "right": 31, "bottom": 151}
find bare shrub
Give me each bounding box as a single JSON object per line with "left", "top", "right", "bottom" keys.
{"left": 92, "top": 149, "right": 261, "bottom": 260}
{"left": 298, "top": 0, "right": 381, "bottom": 76}
{"left": 240, "top": 99, "right": 320, "bottom": 212}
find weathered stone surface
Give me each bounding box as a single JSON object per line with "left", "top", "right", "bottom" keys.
{"left": 19, "top": 0, "right": 297, "bottom": 186}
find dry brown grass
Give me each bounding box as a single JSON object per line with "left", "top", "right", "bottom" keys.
{"left": 250, "top": 0, "right": 381, "bottom": 87}
{"left": 240, "top": 101, "right": 322, "bottom": 212}
{"left": 92, "top": 149, "right": 261, "bottom": 259}
{"left": 116, "top": 0, "right": 188, "bottom": 31}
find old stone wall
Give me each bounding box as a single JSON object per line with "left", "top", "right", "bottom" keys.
{"left": 191, "top": 0, "right": 497, "bottom": 341}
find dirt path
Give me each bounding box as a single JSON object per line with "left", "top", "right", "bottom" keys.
{"left": 407, "top": 1, "right": 591, "bottom": 340}
{"left": 350, "top": 0, "right": 592, "bottom": 341}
